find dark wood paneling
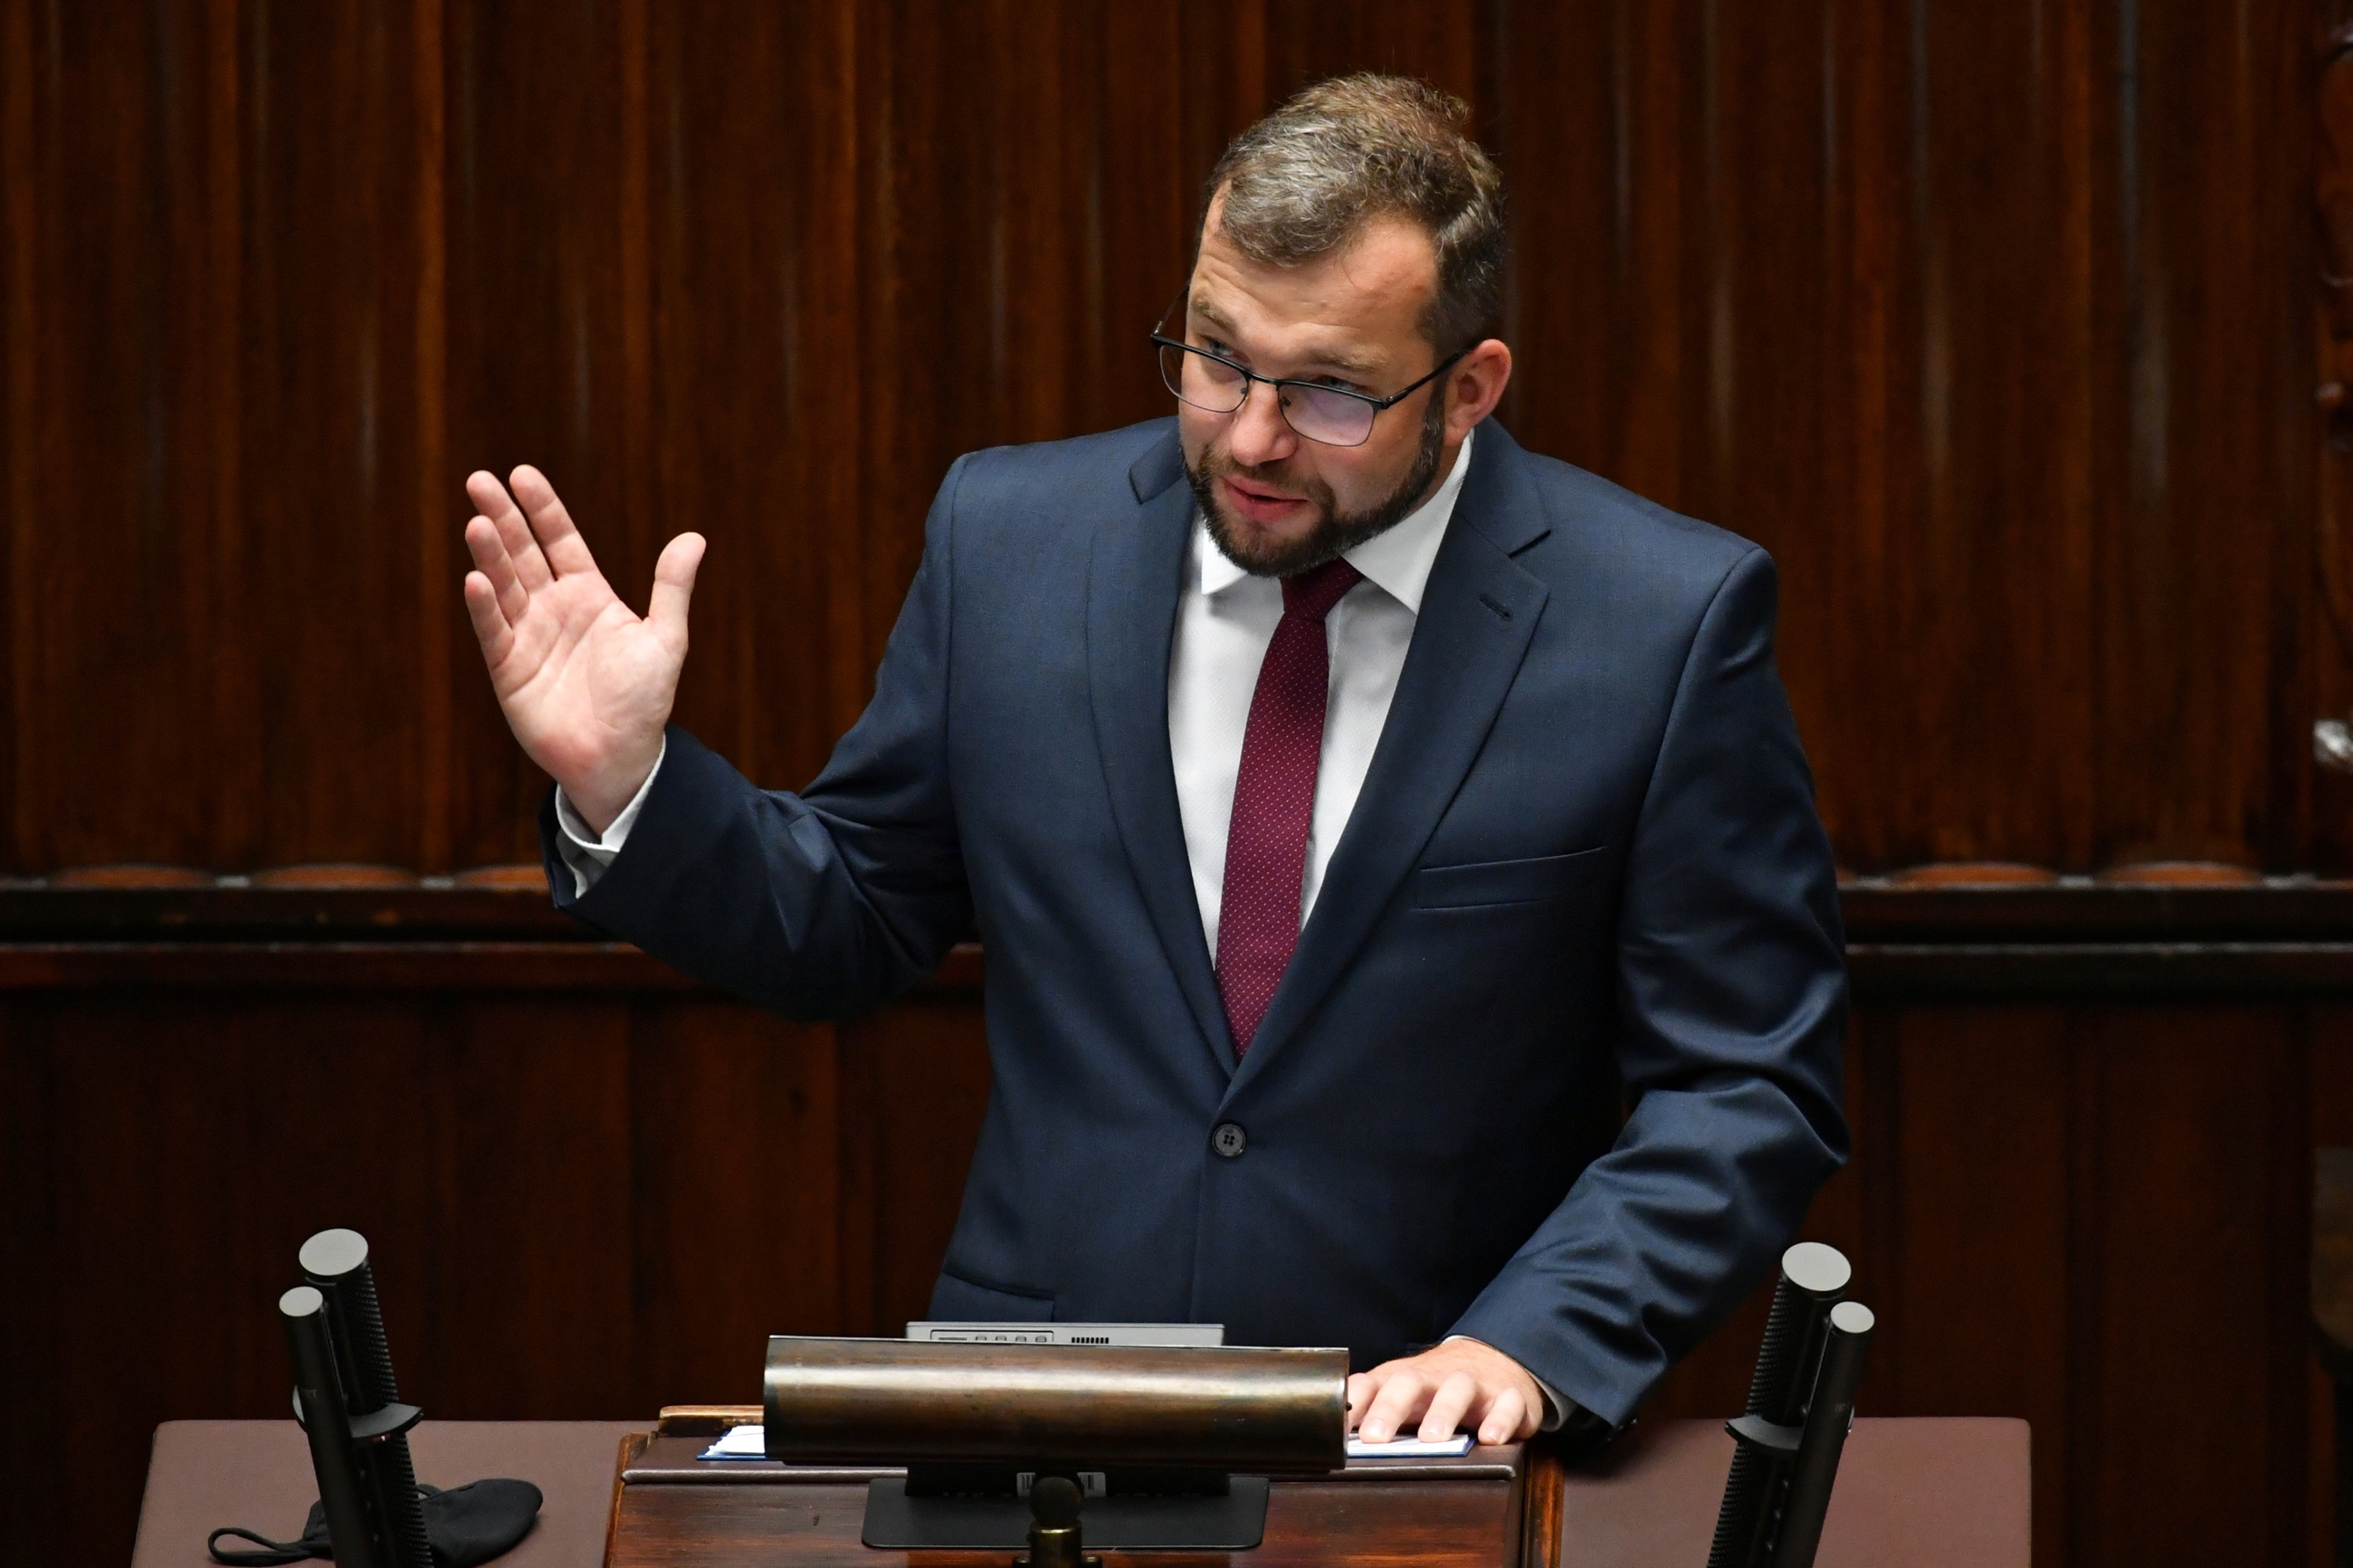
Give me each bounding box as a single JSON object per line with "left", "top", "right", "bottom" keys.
{"left": 637, "top": 0, "right": 866, "bottom": 784}
{"left": 627, "top": 1001, "right": 841, "bottom": 1404}
{"left": 0, "top": 981, "right": 979, "bottom": 1567}
{"left": 5, "top": 0, "right": 2334, "bottom": 879}
{"left": 439, "top": 0, "right": 634, "bottom": 865}
{"left": 10, "top": 929, "right": 2347, "bottom": 1567}
{"left": 834, "top": 997, "right": 996, "bottom": 1338}
{"left": 1881, "top": 1009, "right": 2072, "bottom": 1565}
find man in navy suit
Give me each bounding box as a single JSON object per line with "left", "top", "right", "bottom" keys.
{"left": 460, "top": 75, "right": 1846, "bottom": 1449}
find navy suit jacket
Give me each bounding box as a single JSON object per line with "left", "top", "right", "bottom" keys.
{"left": 546, "top": 417, "right": 1848, "bottom": 1424}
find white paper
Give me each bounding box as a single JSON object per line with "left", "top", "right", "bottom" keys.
{"left": 1344, "top": 1431, "right": 1474, "bottom": 1459}
{"left": 706, "top": 1421, "right": 1474, "bottom": 1461}
{"left": 698, "top": 1424, "right": 769, "bottom": 1459}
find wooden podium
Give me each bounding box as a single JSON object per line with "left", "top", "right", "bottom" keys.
{"left": 612, "top": 1407, "right": 1562, "bottom": 1568}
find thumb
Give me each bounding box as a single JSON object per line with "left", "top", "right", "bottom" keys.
{"left": 647, "top": 531, "right": 706, "bottom": 645}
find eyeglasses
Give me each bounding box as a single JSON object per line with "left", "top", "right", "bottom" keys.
{"left": 1150, "top": 298, "right": 1468, "bottom": 449}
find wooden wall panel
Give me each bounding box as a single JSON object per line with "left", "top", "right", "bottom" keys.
{"left": 3, "top": 0, "right": 245, "bottom": 870}
{"left": 0, "top": 986, "right": 875, "bottom": 1566}
{"left": 1885, "top": 1008, "right": 2074, "bottom": 1568}
{"left": 2094, "top": 1, "right": 2314, "bottom": 873}
{"left": 430, "top": 999, "right": 638, "bottom": 1415}
{"left": 626, "top": 1001, "right": 840, "bottom": 1404}
{"left": 637, "top": 0, "right": 864, "bottom": 786}
{"left": 12, "top": 0, "right": 2331, "bottom": 879}
{"left": 1491, "top": 0, "right": 2320, "bottom": 874}
{"left": 439, "top": 0, "right": 635, "bottom": 865}
{"left": 1632, "top": 998, "right": 2332, "bottom": 1568}
{"left": 2080, "top": 1010, "right": 2307, "bottom": 1564}
{"left": 238, "top": 0, "right": 437, "bottom": 869}
{"left": 834, "top": 995, "right": 996, "bottom": 1338}
{"left": 12, "top": 977, "right": 2347, "bottom": 1566}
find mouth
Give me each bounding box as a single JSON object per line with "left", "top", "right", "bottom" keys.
{"left": 1220, "top": 473, "right": 1309, "bottom": 527}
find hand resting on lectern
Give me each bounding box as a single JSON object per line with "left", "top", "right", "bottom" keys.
{"left": 460, "top": 466, "right": 705, "bottom": 834}
{"left": 1348, "top": 1337, "right": 1544, "bottom": 1447}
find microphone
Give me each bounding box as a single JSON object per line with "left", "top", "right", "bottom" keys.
{"left": 1769, "top": 1300, "right": 1873, "bottom": 1568}
{"left": 298, "top": 1230, "right": 433, "bottom": 1568}
{"left": 1705, "top": 1241, "right": 1851, "bottom": 1568}
{"left": 281, "top": 1287, "right": 389, "bottom": 1568}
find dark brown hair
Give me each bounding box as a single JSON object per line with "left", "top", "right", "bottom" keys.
{"left": 1204, "top": 73, "right": 1508, "bottom": 356}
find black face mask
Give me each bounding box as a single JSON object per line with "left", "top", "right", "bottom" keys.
{"left": 208, "top": 1478, "right": 543, "bottom": 1568}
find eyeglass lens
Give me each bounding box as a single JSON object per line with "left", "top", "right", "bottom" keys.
{"left": 1157, "top": 342, "right": 1378, "bottom": 448}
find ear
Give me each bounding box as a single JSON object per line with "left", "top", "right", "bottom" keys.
{"left": 1442, "top": 339, "right": 1513, "bottom": 443}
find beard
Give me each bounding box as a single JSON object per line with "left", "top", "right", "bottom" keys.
{"left": 1187, "top": 389, "right": 1450, "bottom": 577}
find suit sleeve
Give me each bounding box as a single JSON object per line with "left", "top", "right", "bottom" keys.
{"left": 1448, "top": 546, "right": 1851, "bottom": 1426}
{"left": 538, "top": 457, "right": 976, "bottom": 1021}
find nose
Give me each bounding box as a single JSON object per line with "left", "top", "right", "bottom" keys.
{"left": 1225, "top": 377, "right": 1298, "bottom": 468}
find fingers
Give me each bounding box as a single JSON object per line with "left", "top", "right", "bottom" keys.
{"left": 462, "top": 570, "right": 514, "bottom": 662}
{"left": 463, "top": 516, "right": 529, "bottom": 626}
{"left": 1351, "top": 1345, "right": 1544, "bottom": 1448}
{"left": 1418, "top": 1372, "right": 1479, "bottom": 1443}
{"left": 1475, "top": 1385, "right": 1529, "bottom": 1448}
{"left": 508, "top": 464, "right": 601, "bottom": 578}
{"left": 1355, "top": 1368, "right": 1428, "bottom": 1445}
{"left": 465, "top": 470, "right": 553, "bottom": 594}
{"left": 463, "top": 468, "right": 513, "bottom": 520}
{"left": 647, "top": 532, "right": 706, "bottom": 648}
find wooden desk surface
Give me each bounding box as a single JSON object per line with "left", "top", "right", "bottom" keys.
{"left": 133, "top": 1417, "right": 2027, "bottom": 1568}
{"left": 1558, "top": 1419, "right": 2030, "bottom": 1567}
{"left": 131, "top": 1421, "right": 642, "bottom": 1568}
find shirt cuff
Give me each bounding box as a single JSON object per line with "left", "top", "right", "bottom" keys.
{"left": 551, "top": 738, "right": 667, "bottom": 899}
{"left": 1442, "top": 1335, "right": 1574, "bottom": 1433}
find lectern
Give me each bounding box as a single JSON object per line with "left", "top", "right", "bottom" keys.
{"left": 602, "top": 1335, "right": 1567, "bottom": 1568}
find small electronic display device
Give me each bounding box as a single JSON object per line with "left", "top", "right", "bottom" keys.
{"left": 905, "top": 1321, "right": 1225, "bottom": 1347}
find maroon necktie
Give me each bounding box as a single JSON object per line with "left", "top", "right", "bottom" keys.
{"left": 1215, "top": 556, "right": 1364, "bottom": 1057}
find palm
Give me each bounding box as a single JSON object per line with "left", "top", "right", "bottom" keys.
{"left": 462, "top": 466, "right": 705, "bottom": 828}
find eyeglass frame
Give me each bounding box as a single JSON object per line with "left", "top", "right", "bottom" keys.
{"left": 1149, "top": 295, "right": 1472, "bottom": 449}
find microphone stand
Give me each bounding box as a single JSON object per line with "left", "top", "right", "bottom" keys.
{"left": 1703, "top": 1243, "right": 1873, "bottom": 1568}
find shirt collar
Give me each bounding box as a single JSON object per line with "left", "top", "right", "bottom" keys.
{"left": 1196, "top": 427, "right": 1475, "bottom": 614}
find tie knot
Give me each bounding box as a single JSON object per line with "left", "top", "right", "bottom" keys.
{"left": 1281, "top": 557, "right": 1363, "bottom": 622}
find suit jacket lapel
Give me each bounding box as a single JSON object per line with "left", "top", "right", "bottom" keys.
{"left": 1225, "top": 423, "right": 1553, "bottom": 1095}
{"left": 1091, "top": 431, "right": 1239, "bottom": 1073}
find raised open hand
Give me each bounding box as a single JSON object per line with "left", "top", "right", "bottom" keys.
{"left": 462, "top": 466, "right": 705, "bottom": 834}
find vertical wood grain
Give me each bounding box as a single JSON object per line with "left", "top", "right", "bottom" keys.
{"left": 2082, "top": 1007, "right": 2303, "bottom": 1564}
{"left": 1891, "top": 1007, "right": 2073, "bottom": 1568}
{"left": 441, "top": 0, "right": 630, "bottom": 865}
{"left": 834, "top": 998, "right": 993, "bottom": 1337}
{"left": 0, "top": 0, "right": 33, "bottom": 870}
{"left": 0, "top": 0, "right": 2331, "bottom": 878}
{"left": 246, "top": 0, "right": 431, "bottom": 867}
{"left": 2091, "top": 0, "right": 2311, "bottom": 870}
{"left": 414, "top": 0, "right": 450, "bottom": 870}
{"left": 626, "top": 1002, "right": 841, "bottom": 1405}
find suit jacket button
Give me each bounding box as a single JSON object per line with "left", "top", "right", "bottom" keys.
{"left": 1211, "top": 1122, "right": 1247, "bottom": 1159}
